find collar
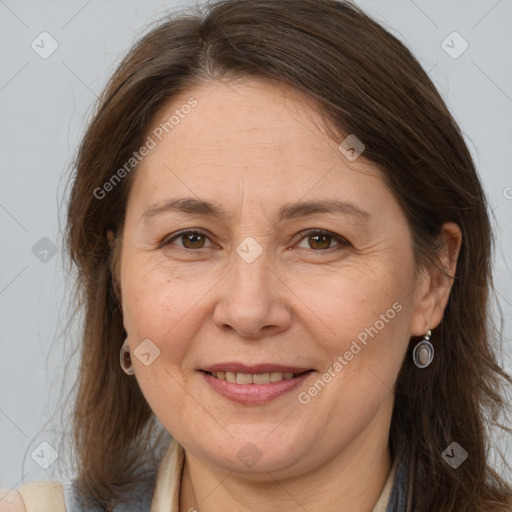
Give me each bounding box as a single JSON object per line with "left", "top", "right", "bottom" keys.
{"left": 150, "top": 439, "right": 409, "bottom": 512}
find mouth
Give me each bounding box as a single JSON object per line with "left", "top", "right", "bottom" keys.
{"left": 202, "top": 369, "right": 311, "bottom": 384}
{"left": 198, "top": 364, "right": 315, "bottom": 404}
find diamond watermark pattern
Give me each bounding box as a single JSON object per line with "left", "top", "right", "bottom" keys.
{"left": 31, "top": 31, "right": 59, "bottom": 59}
{"left": 32, "top": 237, "right": 58, "bottom": 263}
{"left": 236, "top": 236, "right": 263, "bottom": 263}
{"left": 338, "top": 134, "right": 365, "bottom": 161}
{"left": 237, "top": 442, "right": 263, "bottom": 468}
{"left": 442, "top": 442, "right": 468, "bottom": 469}
{"left": 31, "top": 441, "right": 58, "bottom": 469}
{"left": 441, "top": 31, "right": 469, "bottom": 59}
{"left": 133, "top": 338, "right": 161, "bottom": 366}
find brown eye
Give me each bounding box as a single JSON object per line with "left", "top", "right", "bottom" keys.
{"left": 296, "top": 229, "right": 349, "bottom": 251}
{"left": 164, "top": 230, "right": 212, "bottom": 250}
{"left": 308, "top": 233, "right": 332, "bottom": 250}
{"left": 181, "top": 232, "right": 207, "bottom": 249}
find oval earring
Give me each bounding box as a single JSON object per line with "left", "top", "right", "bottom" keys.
{"left": 120, "top": 339, "right": 135, "bottom": 375}
{"left": 412, "top": 330, "right": 434, "bottom": 369}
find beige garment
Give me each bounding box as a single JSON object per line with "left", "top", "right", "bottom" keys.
{"left": 0, "top": 439, "right": 398, "bottom": 512}
{"left": 370, "top": 453, "right": 400, "bottom": 512}
{"left": 0, "top": 481, "right": 64, "bottom": 512}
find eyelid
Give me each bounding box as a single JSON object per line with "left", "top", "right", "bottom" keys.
{"left": 161, "top": 228, "right": 351, "bottom": 251}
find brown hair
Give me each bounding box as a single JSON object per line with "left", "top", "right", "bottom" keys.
{"left": 64, "top": 0, "right": 512, "bottom": 509}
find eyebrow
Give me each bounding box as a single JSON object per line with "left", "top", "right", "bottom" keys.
{"left": 141, "top": 197, "right": 370, "bottom": 224}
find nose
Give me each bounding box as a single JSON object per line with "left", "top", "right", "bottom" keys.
{"left": 212, "top": 247, "right": 292, "bottom": 339}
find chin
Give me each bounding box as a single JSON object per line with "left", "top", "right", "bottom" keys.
{"left": 185, "top": 429, "right": 313, "bottom": 477}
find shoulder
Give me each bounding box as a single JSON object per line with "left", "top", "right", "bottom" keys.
{"left": 0, "top": 481, "right": 64, "bottom": 512}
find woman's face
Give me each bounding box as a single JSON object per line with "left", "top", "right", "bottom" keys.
{"left": 119, "top": 78, "right": 430, "bottom": 478}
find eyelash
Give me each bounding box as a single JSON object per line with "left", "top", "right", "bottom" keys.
{"left": 161, "top": 228, "right": 351, "bottom": 252}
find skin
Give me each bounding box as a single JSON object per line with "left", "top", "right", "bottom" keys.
{"left": 116, "top": 78, "right": 461, "bottom": 512}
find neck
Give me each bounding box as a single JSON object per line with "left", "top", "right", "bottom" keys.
{"left": 179, "top": 406, "right": 393, "bottom": 512}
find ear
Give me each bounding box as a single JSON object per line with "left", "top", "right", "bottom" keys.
{"left": 409, "top": 222, "right": 462, "bottom": 336}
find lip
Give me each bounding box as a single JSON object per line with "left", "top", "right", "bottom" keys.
{"left": 200, "top": 368, "right": 315, "bottom": 405}
{"left": 201, "top": 362, "right": 311, "bottom": 374}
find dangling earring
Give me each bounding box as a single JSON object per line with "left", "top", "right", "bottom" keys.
{"left": 412, "top": 330, "right": 434, "bottom": 368}
{"left": 120, "top": 339, "right": 135, "bottom": 375}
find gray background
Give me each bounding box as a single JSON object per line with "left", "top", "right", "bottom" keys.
{"left": 1, "top": 0, "right": 511, "bottom": 491}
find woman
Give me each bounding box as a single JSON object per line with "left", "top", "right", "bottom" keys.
{"left": 2, "top": 0, "right": 511, "bottom": 510}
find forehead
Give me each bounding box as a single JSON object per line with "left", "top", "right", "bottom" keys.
{"left": 127, "top": 78, "right": 387, "bottom": 217}
{"left": 147, "top": 78, "right": 338, "bottom": 160}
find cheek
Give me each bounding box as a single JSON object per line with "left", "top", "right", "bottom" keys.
{"left": 121, "top": 248, "right": 203, "bottom": 340}
{"left": 292, "top": 254, "right": 413, "bottom": 340}
{"left": 120, "top": 256, "right": 204, "bottom": 430}
{"left": 291, "top": 256, "right": 413, "bottom": 405}
{"left": 119, "top": 256, "right": 208, "bottom": 418}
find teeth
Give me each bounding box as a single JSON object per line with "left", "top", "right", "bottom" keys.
{"left": 210, "top": 371, "right": 300, "bottom": 383}
{"left": 253, "top": 373, "right": 271, "bottom": 384}
{"left": 236, "top": 372, "right": 253, "bottom": 384}
{"left": 270, "top": 372, "right": 283, "bottom": 382}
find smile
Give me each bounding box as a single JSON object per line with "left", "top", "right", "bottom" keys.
{"left": 199, "top": 367, "right": 315, "bottom": 404}
{"left": 204, "top": 370, "right": 303, "bottom": 384}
